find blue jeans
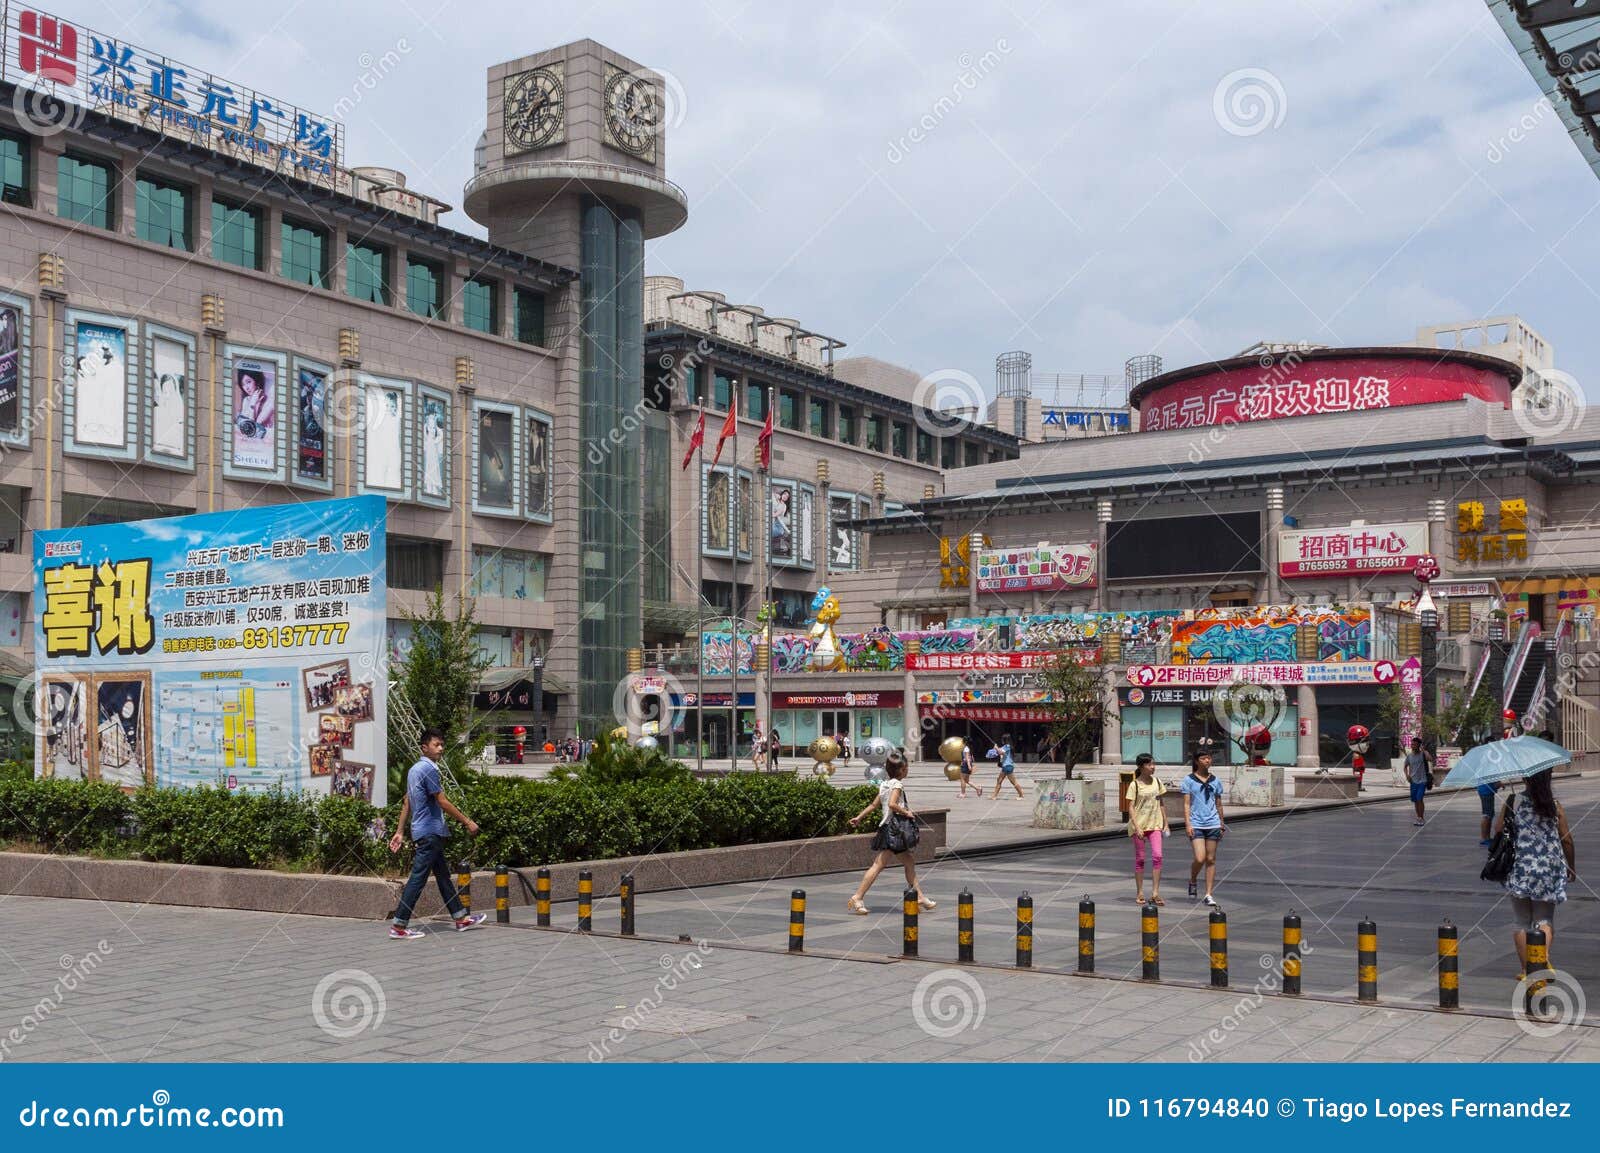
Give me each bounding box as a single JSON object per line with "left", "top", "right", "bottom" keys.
{"left": 393, "top": 835, "right": 465, "bottom": 927}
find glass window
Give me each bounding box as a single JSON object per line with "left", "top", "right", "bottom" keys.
{"left": 406, "top": 257, "right": 443, "bottom": 319}
{"left": 0, "top": 130, "right": 27, "bottom": 206}
{"left": 210, "top": 197, "right": 262, "bottom": 270}
{"left": 745, "top": 381, "right": 768, "bottom": 421}
{"left": 463, "top": 277, "right": 498, "bottom": 334}
{"left": 916, "top": 429, "right": 935, "bottom": 465}
{"left": 134, "top": 173, "right": 190, "bottom": 250}
{"left": 892, "top": 421, "right": 909, "bottom": 458}
{"left": 691, "top": 364, "right": 708, "bottom": 406}
{"left": 837, "top": 405, "right": 857, "bottom": 445}
{"left": 865, "top": 414, "right": 885, "bottom": 452}
{"left": 387, "top": 537, "right": 445, "bottom": 591}
{"left": 471, "top": 547, "right": 548, "bottom": 600}
{"left": 779, "top": 389, "right": 801, "bottom": 430}
{"left": 282, "top": 218, "right": 329, "bottom": 288}
{"left": 515, "top": 286, "right": 546, "bottom": 345}
{"left": 964, "top": 441, "right": 981, "bottom": 467}
{"left": 346, "top": 240, "right": 390, "bottom": 304}
{"left": 809, "top": 398, "right": 831, "bottom": 439}
{"left": 57, "top": 153, "right": 113, "bottom": 227}
{"left": 713, "top": 370, "right": 735, "bottom": 413}
{"left": 941, "top": 436, "right": 959, "bottom": 468}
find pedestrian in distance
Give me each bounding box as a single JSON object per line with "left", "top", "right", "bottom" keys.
{"left": 1477, "top": 779, "right": 1499, "bottom": 846}
{"left": 987, "top": 733, "right": 1025, "bottom": 799}
{"left": 1491, "top": 769, "right": 1577, "bottom": 979}
{"left": 767, "top": 728, "right": 782, "bottom": 772}
{"left": 846, "top": 750, "right": 935, "bottom": 914}
{"left": 387, "top": 727, "right": 486, "bottom": 938}
{"left": 1182, "top": 743, "right": 1226, "bottom": 906}
{"left": 958, "top": 740, "right": 981, "bottom": 798}
{"left": 1405, "top": 737, "right": 1433, "bottom": 827}
{"left": 1126, "top": 752, "right": 1167, "bottom": 905}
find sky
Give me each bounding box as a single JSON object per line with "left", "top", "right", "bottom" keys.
{"left": 50, "top": 0, "right": 1600, "bottom": 401}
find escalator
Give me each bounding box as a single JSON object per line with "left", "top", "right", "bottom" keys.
{"left": 1505, "top": 634, "right": 1547, "bottom": 730}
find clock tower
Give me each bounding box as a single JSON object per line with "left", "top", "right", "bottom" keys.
{"left": 465, "top": 41, "right": 688, "bottom": 736}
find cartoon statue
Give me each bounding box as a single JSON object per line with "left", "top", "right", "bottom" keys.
{"left": 808, "top": 586, "right": 844, "bottom": 672}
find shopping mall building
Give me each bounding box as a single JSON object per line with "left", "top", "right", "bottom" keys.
{"left": 0, "top": 9, "right": 1013, "bottom": 751}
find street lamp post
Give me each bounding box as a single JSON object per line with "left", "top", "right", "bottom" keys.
{"left": 1417, "top": 586, "right": 1437, "bottom": 736}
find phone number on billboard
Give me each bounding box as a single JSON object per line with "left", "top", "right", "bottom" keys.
{"left": 162, "top": 623, "right": 351, "bottom": 654}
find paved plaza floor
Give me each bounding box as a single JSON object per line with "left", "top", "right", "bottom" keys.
{"left": 0, "top": 778, "right": 1594, "bottom": 1063}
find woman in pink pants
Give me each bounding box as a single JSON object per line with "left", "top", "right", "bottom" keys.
{"left": 1126, "top": 753, "right": 1168, "bottom": 905}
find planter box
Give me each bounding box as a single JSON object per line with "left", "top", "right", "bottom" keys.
{"left": 0, "top": 809, "right": 947, "bottom": 920}
{"left": 1294, "top": 772, "right": 1360, "bottom": 800}
{"left": 1032, "top": 778, "right": 1106, "bottom": 830}
{"left": 1228, "top": 766, "right": 1285, "bottom": 807}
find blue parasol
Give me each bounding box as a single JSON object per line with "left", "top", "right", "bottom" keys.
{"left": 1440, "top": 735, "right": 1571, "bottom": 789}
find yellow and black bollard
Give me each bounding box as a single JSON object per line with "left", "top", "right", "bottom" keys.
{"left": 578, "top": 869, "right": 593, "bottom": 933}
{"left": 902, "top": 889, "right": 919, "bottom": 958}
{"left": 535, "top": 867, "right": 551, "bottom": 927}
{"left": 1141, "top": 901, "right": 1159, "bottom": 982}
{"left": 494, "top": 868, "right": 510, "bottom": 925}
{"left": 456, "top": 865, "right": 472, "bottom": 914}
{"left": 1357, "top": 916, "right": 1378, "bottom": 1002}
{"left": 957, "top": 890, "right": 974, "bottom": 963}
{"left": 1209, "top": 907, "right": 1228, "bottom": 988}
{"left": 619, "top": 872, "right": 635, "bottom": 936}
{"left": 1016, "top": 893, "right": 1033, "bottom": 968}
{"left": 1282, "top": 912, "right": 1302, "bottom": 995}
{"left": 1437, "top": 919, "right": 1459, "bottom": 1010}
{"left": 788, "top": 889, "right": 806, "bottom": 953}
{"left": 1526, "top": 927, "right": 1551, "bottom": 1016}
{"left": 1077, "top": 896, "right": 1095, "bottom": 973}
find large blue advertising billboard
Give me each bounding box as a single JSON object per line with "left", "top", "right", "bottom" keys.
{"left": 32, "top": 496, "right": 388, "bottom": 803}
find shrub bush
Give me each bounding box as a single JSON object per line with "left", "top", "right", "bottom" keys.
{"left": 0, "top": 775, "right": 130, "bottom": 855}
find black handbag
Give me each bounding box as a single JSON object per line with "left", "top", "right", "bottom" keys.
{"left": 1480, "top": 796, "right": 1517, "bottom": 883}
{"left": 883, "top": 811, "right": 920, "bottom": 854}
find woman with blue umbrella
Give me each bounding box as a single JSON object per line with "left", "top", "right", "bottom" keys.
{"left": 1445, "top": 736, "right": 1578, "bottom": 977}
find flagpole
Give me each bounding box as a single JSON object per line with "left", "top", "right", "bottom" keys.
{"left": 695, "top": 404, "right": 705, "bottom": 777}
{"left": 764, "top": 386, "right": 775, "bottom": 772}
{"left": 729, "top": 399, "right": 739, "bottom": 774}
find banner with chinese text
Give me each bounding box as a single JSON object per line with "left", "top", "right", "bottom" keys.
{"left": 1278, "top": 522, "right": 1428, "bottom": 578}
{"left": 33, "top": 496, "right": 387, "bottom": 802}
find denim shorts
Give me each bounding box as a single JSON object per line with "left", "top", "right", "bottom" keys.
{"left": 1190, "top": 827, "right": 1223, "bottom": 841}
{"left": 1409, "top": 781, "right": 1428, "bottom": 803}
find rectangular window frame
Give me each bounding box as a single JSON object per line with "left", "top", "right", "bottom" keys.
{"left": 63, "top": 309, "right": 140, "bottom": 464}
{"left": 141, "top": 322, "right": 197, "bottom": 473}
{"left": 0, "top": 289, "right": 34, "bottom": 448}
{"left": 57, "top": 152, "right": 114, "bottom": 228}
{"left": 745, "top": 382, "right": 769, "bottom": 422}
{"left": 210, "top": 195, "right": 263, "bottom": 271}
{"left": 357, "top": 373, "right": 414, "bottom": 502}
{"left": 865, "top": 413, "right": 886, "bottom": 453}
{"left": 779, "top": 388, "right": 801, "bottom": 431}
{"left": 809, "top": 398, "right": 831, "bottom": 439}
{"left": 712, "top": 370, "right": 735, "bottom": 413}
{"left": 415, "top": 383, "right": 453, "bottom": 509}
{"left": 837, "top": 404, "right": 858, "bottom": 446}
{"left": 290, "top": 356, "right": 335, "bottom": 493}
{"left": 463, "top": 276, "right": 499, "bottom": 334}
{"left": 515, "top": 286, "right": 547, "bottom": 346}
{"left": 134, "top": 171, "right": 192, "bottom": 250}
{"left": 345, "top": 238, "right": 391, "bottom": 305}
{"left": 281, "top": 216, "right": 330, "bottom": 289}
{"left": 892, "top": 421, "right": 910, "bottom": 459}
{"left": 406, "top": 256, "right": 444, "bottom": 319}
{"left": 0, "top": 129, "right": 29, "bottom": 207}
{"left": 221, "top": 344, "right": 288, "bottom": 482}
{"left": 472, "top": 397, "right": 523, "bottom": 518}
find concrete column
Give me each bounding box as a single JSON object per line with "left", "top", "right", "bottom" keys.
{"left": 1426, "top": 498, "right": 1449, "bottom": 566}
{"left": 903, "top": 667, "right": 920, "bottom": 758}
{"left": 1296, "top": 684, "right": 1320, "bottom": 767}
{"left": 1094, "top": 498, "right": 1113, "bottom": 612}
{"left": 1265, "top": 486, "right": 1284, "bottom": 604}
{"left": 967, "top": 530, "right": 983, "bottom": 617}
{"left": 1100, "top": 685, "right": 1122, "bottom": 766}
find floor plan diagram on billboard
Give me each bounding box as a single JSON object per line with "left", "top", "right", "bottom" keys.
{"left": 156, "top": 670, "right": 301, "bottom": 792}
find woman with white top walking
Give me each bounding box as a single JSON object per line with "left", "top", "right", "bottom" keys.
{"left": 845, "top": 751, "right": 934, "bottom": 914}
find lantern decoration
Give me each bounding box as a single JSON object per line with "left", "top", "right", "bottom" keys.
{"left": 808, "top": 734, "right": 840, "bottom": 776}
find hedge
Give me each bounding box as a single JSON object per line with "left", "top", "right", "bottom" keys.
{"left": 0, "top": 766, "right": 881, "bottom": 876}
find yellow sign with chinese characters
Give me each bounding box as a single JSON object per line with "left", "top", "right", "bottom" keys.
{"left": 1456, "top": 499, "right": 1529, "bottom": 565}
{"left": 939, "top": 535, "right": 991, "bottom": 589}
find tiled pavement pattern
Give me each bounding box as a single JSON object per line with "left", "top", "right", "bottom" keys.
{"left": 0, "top": 778, "right": 1595, "bottom": 1062}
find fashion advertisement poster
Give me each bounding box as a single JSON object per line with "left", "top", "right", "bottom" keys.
{"left": 738, "top": 474, "right": 755, "bottom": 555}
{"left": 150, "top": 336, "right": 188, "bottom": 458}
{"left": 478, "top": 408, "right": 513, "bottom": 506}
{"left": 232, "top": 358, "right": 277, "bottom": 470}
{"left": 706, "top": 469, "right": 730, "bottom": 551}
{"left": 297, "top": 367, "right": 327, "bottom": 480}
{"left": 526, "top": 415, "right": 550, "bottom": 516}
{"left": 74, "top": 322, "right": 128, "bottom": 447}
{"left": 421, "top": 395, "right": 446, "bottom": 498}
{"left": 830, "top": 495, "right": 856, "bottom": 570}
{"left": 364, "top": 386, "right": 403, "bottom": 490}
{"left": 799, "top": 487, "right": 815, "bottom": 565}
{"left": 770, "top": 482, "right": 795, "bottom": 561}
{"left": 0, "top": 304, "right": 20, "bottom": 432}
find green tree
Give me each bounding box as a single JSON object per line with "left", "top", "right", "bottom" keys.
{"left": 1376, "top": 680, "right": 1498, "bottom": 752}
{"left": 387, "top": 587, "right": 494, "bottom": 784}
{"left": 1039, "top": 651, "right": 1116, "bottom": 778}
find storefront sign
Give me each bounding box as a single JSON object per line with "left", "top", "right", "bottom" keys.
{"left": 3, "top": 6, "right": 342, "bottom": 181}
{"left": 474, "top": 682, "right": 538, "bottom": 711}
{"left": 671, "top": 692, "right": 757, "bottom": 708}
{"left": 1456, "top": 499, "right": 1529, "bottom": 565}
{"left": 1126, "top": 660, "right": 1400, "bottom": 687}
{"left": 1120, "top": 686, "right": 1230, "bottom": 706}
{"left": 1042, "top": 409, "right": 1131, "bottom": 430}
{"left": 1430, "top": 581, "right": 1498, "bottom": 599}
{"left": 771, "top": 690, "right": 903, "bottom": 709}
{"left": 938, "top": 535, "right": 988, "bottom": 590}
{"left": 33, "top": 496, "right": 387, "bottom": 801}
{"left": 1278, "top": 522, "right": 1428, "bottom": 578}
{"left": 975, "top": 542, "right": 1097, "bottom": 593}
{"left": 907, "top": 650, "right": 1097, "bottom": 671}
{"left": 924, "top": 704, "right": 1055, "bottom": 722}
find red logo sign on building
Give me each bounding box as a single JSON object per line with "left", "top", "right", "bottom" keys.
{"left": 17, "top": 10, "right": 78, "bottom": 83}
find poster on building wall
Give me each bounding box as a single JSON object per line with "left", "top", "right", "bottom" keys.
{"left": 232, "top": 357, "right": 277, "bottom": 470}
{"left": 0, "top": 304, "right": 21, "bottom": 431}
{"left": 364, "top": 384, "right": 405, "bottom": 491}
{"left": 975, "top": 542, "right": 1098, "bottom": 592}
{"left": 75, "top": 322, "right": 129, "bottom": 448}
{"left": 297, "top": 367, "right": 328, "bottom": 481}
{"left": 829, "top": 495, "right": 856, "bottom": 570}
{"left": 478, "top": 408, "right": 513, "bottom": 507}
{"left": 33, "top": 496, "right": 389, "bottom": 802}
{"left": 770, "top": 480, "right": 796, "bottom": 562}
{"left": 705, "top": 469, "right": 731, "bottom": 552}
{"left": 798, "top": 487, "right": 815, "bottom": 565}
{"left": 420, "top": 395, "right": 447, "bottom": 499}
{"left": 526, "top": 415, "right": 551, "bottom": 516}
{"left": 738, "top": 473, "right": 755, "bottom": 555}
{"left": 1278, "top": 522, "right": 1428, "bottom": 578}
{"left": 150, "top": 336, "right": 189, "bottom": 459}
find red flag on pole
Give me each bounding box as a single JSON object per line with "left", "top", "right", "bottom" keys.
{"left": 756, "top": 406, "right": 774, "bottom": 471}
{"left": 681, "top": 409, "right": 705, "bottom": 470}
{"left": 710, "top": 406, "right": 737, "bottom": 467}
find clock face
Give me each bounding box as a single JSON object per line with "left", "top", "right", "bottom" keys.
{"left": 504, "top": 67, "right": 564, "bottom": 155}
{"left": 603, "top": 67, "right": 661, "bottom": 160}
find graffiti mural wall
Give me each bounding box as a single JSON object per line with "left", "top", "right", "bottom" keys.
{"left": 1169, "top": 605, "right": 1371, "bottom": 664}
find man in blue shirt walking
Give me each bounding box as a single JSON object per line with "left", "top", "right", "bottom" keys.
{"left": 387, "top": 728, "right": 485, "bottom": 938}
